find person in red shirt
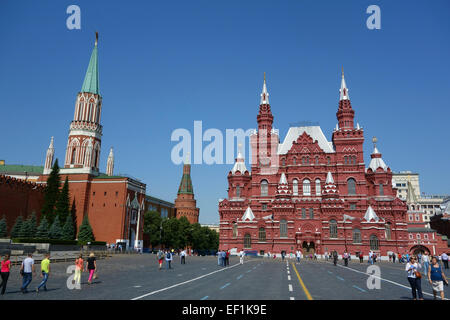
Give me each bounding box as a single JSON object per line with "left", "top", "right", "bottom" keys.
{"left": 0, "top": 254, "right": 11, "bottom": 295}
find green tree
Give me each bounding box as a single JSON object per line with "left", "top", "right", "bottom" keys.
{"left": 55, "top": 176, "right": 70, "bottom": 224}
{"left": 28, "top": 212, "right": 38, "bottom": 236}
{"left": 48, "top": 218, "right": 62, "bottom": 240}
{"left": 36, "top": 216, "right": 50, "bottom": 239}
{"left": 143, "top": 210, "right": 162, "bottom": 249}
{"left": 0, "top": 215, "right": 7, "bottom": 238}
{"left": 78, "top": 215, "right": 95, "bottom": 242}
{"left": 10, "top": 216, "right": 24, "bottom": 238}
{"left": 19, "top": 219, "right": 32, "bottom": 238}
{"left": 61, "top": 214, "right": 75, "bottom": 240}
{"left": 41, "top": 159, "right": 61, "bottom": 225}
{"left": 178, "top": 216, "right": 191, "bottom": 249}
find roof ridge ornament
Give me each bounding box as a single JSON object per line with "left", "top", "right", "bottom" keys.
{"left": 260, "top": 72, "right": 269, "bottom": 105}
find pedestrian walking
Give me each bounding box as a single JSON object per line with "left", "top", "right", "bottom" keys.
{"left": 0, "top": 254, "right": 11, "bottom": 295}
{"left": 36, "top": 253, "right": 50, "bottom": 292}
{"left": 239, "top": 250, "right": 244, "bottom": 265}
{"left": 296, "top": 251, "right": 301, "bottom": 263}
{"left": 74, "top": 254, "right": 84, "bottom": 286}
{"left": 221, "top": 250, "right": 226, "bottom": 267}
{"left": 217, "top": 250, "right": 222, "bottom": 266}
{"left": 441, "top": 252, "right": 449, "bottom": 269}
{"left": 359, "top": 252, "right": 364, "bottom": 263}
{"left": 332, "top": 250, "right": 338, "bottom": 266}
{"left": 165, "top": 250, "right": 173, "bottom": 269}
{"left": 20, "top": 253, "right": 35, "bottom": 293}
{"left": 405, "top": 255, "right": 423, "bottom": 300}
{"left": 281, "top": 251, "right": 285, "bottom": 261}
{"left": 225, "top": 250, "right": 230, "bottom": 266}
{"left": 368, "top": 251, "right": 374, "bottom": 265}
{"left": 343, "top": 251, "right": 349, "bottom": 267}
{"left": 324, "top": 251, "right": 328, "bottom": 261}
{"left": 157, "top": 249, "right": 164, "bottom": 270}
{"left": 86, "top": 252, "right": 97, "bottom": 284}
{"left": 181, "top": 249, "right": 186, "bottom": 264}
{"left": 392, "top": 252, "right": 396, "bottom": 263}
{"left": 428, "top": 256, "right": 448, "bottom": 300}
{"left": 422, "top": 251, "right": 430, "bottom": 276}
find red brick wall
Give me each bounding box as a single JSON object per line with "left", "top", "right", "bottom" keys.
{"left": 0, "top": 175, "right": 45, "bottom": 234}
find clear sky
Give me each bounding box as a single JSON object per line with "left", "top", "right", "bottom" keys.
{"left": 1, "top": 0, "right": 449, "bottom": 224}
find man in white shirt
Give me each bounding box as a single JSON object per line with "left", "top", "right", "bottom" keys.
{"left": 239, "top": 250, "right": 244, "bottom": 264}
{"left": 296, "top": 251, "right": 301, "bottom": 263}
{"left": 180, "top": 249, "right": 186, "bottom": 264}
{"left": 368, "top": 251, "right": 374, "bottom": 265}
{"left": 422, "top": 252, "right": 430, "bottom": 275}
{"left": 441, "top": 252, "right": 449, "bottom": 269}
{"left": 20, "top": 253, "right": 35, "bottom": 293}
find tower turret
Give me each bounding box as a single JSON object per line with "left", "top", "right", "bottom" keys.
{"left": 43, "top": 136, "right": 55, "bottom": 174}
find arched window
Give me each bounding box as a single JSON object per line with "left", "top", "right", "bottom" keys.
{"left": 292, "top": 179, "right": 298, "bottom": 196}
{"left": 293, "top": 157, "right": 297, "bottom": 165}
{"left": 309, "top": 208, "right": 314, "bottom": 219}
{"left": 344, "top": 156, "right": 348, "bottom": 164}
{"left": 353, "top": 228, "right": 361, "bottom": 243}
{"left": 71, "top": 148, "right": 76, "bottom": 164}
{"left": 347, "top": 178, "right": 356, "bottom": 195}
{"left": 301, "top": 208, "right": 306, "bottom": 219}
{"left": 379, "top": 183, "right": 384, "bottom": 196}
{"left": 232, "top": 223, "right": 238, "bottom": 238}
{"left": 385, "top": 222, "right": 391, "bottom": 240}
{"left": 236, "top": 185, "right": 240, "bottom": 198}
{"left": 315, "top": 156, "right": 319, "bottom": 165}
{"left": 329, "top": 219, "right": 338, "bottom": 239}
{"left": 370, "top": 235, "right": 379, "bottom": 250}
{"left": 244, "top": 233, "right": 251, "bottom": 249}
{"left": 258, "top": 227, "right": 266, "bottom": 241}
{"left": 306, "top": 156, "right": 310, "bottom": 164}
{"left": 282, "top": 158, "right": 286, "bottom": 166}
{"left": 261, "top": 180, "right": 268, "bottom": 196}
{"left": 327, "top": 156, "right": 331, "bottom": 165}
{"left": 303, "top": 179, "right": 311, "bottom": 196}
{"left": 315, "top": 179, "right": 321, "bottom": 195}
{"left": 280, "top": 219, "right": 287, "bottom": 237}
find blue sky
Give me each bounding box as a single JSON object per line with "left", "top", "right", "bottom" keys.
{"left": 1, "top": 0, "right": 449, "bottom": 224}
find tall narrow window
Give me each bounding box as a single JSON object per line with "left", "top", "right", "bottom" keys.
{"left": 353, "top": 229, "right": 361, "bottom": 243}
{"left": 280, "top": 219, "right": 287, "bottom": 237}
{"left": 327, "top": 157, "right": 331, "bottom": 165}
{"left": 379, "top": 183, "right": 384, "bottom": 196}
{"left": 385, "top": 223, "right": 391, "bottom": 240}
{"left": 303, "top": 179, "right": 311, "bottom": 196}
{"left": 344, "top": 156, "right": 348, "bottom": 164}
{"left": 258, "top": 228, "right": 266, "bottom": 241}
{"left": 236, "top": 185, "right": 240, "bottom": 198}
{"left": 315, "top": 179, "right": 321, "bottom": 195}
{"left": 232, "top": 223, "right": 238, "bottom": 238}
{"left": 347, "top": 178, "right": 356, "bottom": 195}
{"left": 244, "top": 233, "right": 251, "bottom": 249}
{"left": 261, "top": 180, "right": 268, "bottom": 196}
{"left": 315, "top": 156, "right": 319, "bottom": 164}
{"left": 71, "top": 148, "right": 76, "bottom": 164}
{"left": 293, "top": 157, "right": 297, "bottom": 165}
{"left": 370, "top": 235, "right": 379, "bottom": 250}
{"left": 329, "top": 220, "right": 338, "bottom": 239}
{"left": 282, "top": 158, "right": 285, "bottom": 166}
{"left": 293, "top": 179, "right": 298, "bottom": 196}
{"left": 309, "top": 208, "right": 314, "bottom": 219}
{"left": 301, "top": 208, "right": 306, "bottom": 219}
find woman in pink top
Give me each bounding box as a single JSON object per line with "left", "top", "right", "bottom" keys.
{"left": 74, "top": 254, "right": 84, "bottom": 287}
{"left": 0, "top": 254, "right": 11, "bottom": 295}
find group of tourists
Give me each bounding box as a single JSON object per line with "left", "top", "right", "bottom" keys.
{"left": 156, "top": 249, "right": 188, "bottom": 270}
{"left": 0, "top": 252, "right": 98, "bottom": 295}
{"left": 217, "top": 250, "right": 230, "bottom": 267}
{"left": 406, "top": 254, "right": 448, "bottom": 300}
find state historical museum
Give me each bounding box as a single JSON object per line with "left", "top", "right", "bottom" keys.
{"left": 218, "top": 72, "right": 409, "bottom": 258}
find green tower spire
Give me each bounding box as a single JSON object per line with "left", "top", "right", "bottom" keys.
{"left": 81, "top": 32, "right": 99, "bottom": 95}
{"left": 177, "top": 164, "right": 194, "bottom": 195}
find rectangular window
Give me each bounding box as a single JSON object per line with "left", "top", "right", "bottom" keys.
{"left": 309, "top": 208, "right": 314, "bottom": 219}
{"left": 350, "top": 203, "right": 356, "bottom": 210}
{"left": 262, "top": 204, "right": 267, "bottom": 211}
{"left": 301, "top": 208, "right": 306, "bottom": 219}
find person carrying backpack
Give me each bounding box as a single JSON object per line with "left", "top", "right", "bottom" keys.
{"left": 165, "top": 250, "right": 173, "bottom": 269}
{"left": 332, "top": 250, "right": 338, "bottom": 266}
{"left": 157, "top": 250, "right": 164, "bottom": 270}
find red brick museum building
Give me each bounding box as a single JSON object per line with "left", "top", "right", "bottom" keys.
{"left": 218, "top": 73, "right": 412, "bottom": 259}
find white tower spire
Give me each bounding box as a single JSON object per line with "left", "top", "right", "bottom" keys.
{"left": 43, "top": 136, "right": 55, "bottom": 174}
{"left": 340, "top": 67, "right": 349, "bottom": 101}
{"left": 260, "top": 72, "right": 270, "bottom": 105}
{"left": 106, "top": 147, "right": 114, "bottom": 176}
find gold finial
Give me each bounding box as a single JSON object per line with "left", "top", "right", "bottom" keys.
{"left": 341, "top": 66, "right": 344, "bottom": 78}
{"left": 95, "top": 31, "right": 98, "bottom": 46}
{"left": 264, "top": 72, "right": 266, "bottom": 82}
{"left": 185, "top": 152, "right": 190, "bottom": 164}
{"left": 372, "top": 136, "right": 377, "bottom": 147}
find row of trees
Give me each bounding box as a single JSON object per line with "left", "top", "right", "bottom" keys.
{"left": 0, "top": 159, "right": 95, "bottom": 242}
{"left": 143, "top": 211, "right": 219, "bottom": 251}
